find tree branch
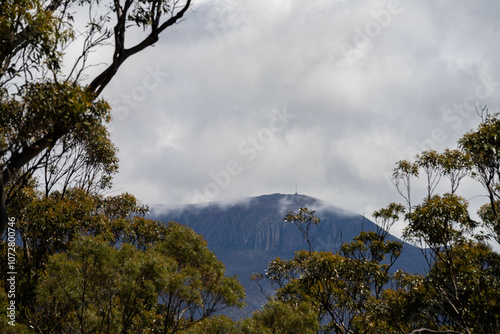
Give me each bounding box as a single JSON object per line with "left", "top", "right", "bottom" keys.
{"left": 87, "top": 0, "right": 192, "bottom": 96}
{"left": 408, "top": 329, "right": 463, "bottom": 334}
{"left": 0, "top": 129, "right": 64, "bottom": 236}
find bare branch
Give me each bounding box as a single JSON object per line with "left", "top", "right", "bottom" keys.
{"left": 408, "top": 329, "right": 463, "bottom": 334}
{"left": 88, "top": 0, "right": 192, "bottom": 96}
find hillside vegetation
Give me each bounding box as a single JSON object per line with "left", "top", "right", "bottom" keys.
{"left": 1, "top": 1, "right": 500, "bottom": 333}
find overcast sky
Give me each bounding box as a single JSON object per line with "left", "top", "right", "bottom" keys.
{"left": 101, "top": 0, "right": 500, "bottom": 224}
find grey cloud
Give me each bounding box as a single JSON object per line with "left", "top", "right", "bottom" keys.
{"left": 104, "top": 0, "right": 500, "bottom": 229}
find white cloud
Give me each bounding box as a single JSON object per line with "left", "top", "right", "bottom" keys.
{"left": 101, "top": 0, "right": 500, "bottom": 229}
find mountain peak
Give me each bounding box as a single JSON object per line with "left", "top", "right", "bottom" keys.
{"left": 150, "top": 193, "right": 427, "bottom": 318}
{"left": 151, "top": 193, "right": 396, "bottom": 255}
{"left": 152, "top": 193, "right": 355, "bottom": 219}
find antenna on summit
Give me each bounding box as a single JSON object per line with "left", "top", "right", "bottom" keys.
{"left": 295, "top": 184, "right": 298, "bottom": 195}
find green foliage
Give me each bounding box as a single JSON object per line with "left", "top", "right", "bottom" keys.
{"left": 0, "top": 2, "right": 256, "bottom": 333}
{"left": 0, "top": 186, "right": 245, "bottom": 332}
{"left": 283, "top": 207, "right": 320, "bottom": 253}
{"left": 478, "top": 200, "right": 500, "bottom": 239}
{"left": 0, "top": 0, "right": 193, "bottom": 236}
{"left": 438, "top": 149, "right": 472, "bottom": 194}
{"left": 2, "top": 7, "right": 500, "bottom": 330}
{"left": 243, "top": 300, "right": 319, "bottom": 334}
{"left": 128, "top": 0, "right": 173, "bottom": 27}
{"left": 19, "top": 223, "right": 244, "bottom": 333}
{"left": 404, "top": 194, "right": 477, "bottom": 249}
{"left": 274, "top": 251, "right": 372, "bottom": 332}
{"left": 392, "top": 159, "right": 419, "bottom": 207}
{"left": 0, "top": 285, "right": 33, "bottom": 333}
{"left": 372, "top": 202, "right": 405, "bottom": 235}
{"left": 0, "top": 81, "right": 112, "bottom": 160}
{"left": 183, "top": 301, "right": 319, "bottom": 334}
{"left": 249, "top": 114, "right": 500, "bottom": 334}
{"left": 351, "top": 271, "right": 433, "bottom": 334}
{"left": 181, "top": 315, "right": 241, "bottom": 334}
{"left": 0, "top": 0, "right": 73, "bottom": 82}
{"left": 460, "top": 114, "right": 500, "bottom": 177}
{"left": 354, "top": 242, "right": 500, "bottom": 334}
{"left": 340, "top": 231, "right": 402, "bottom": 264}
{"left": 152, "top": 223, "right": 245, "bottom": 332}
{"left": 363, "top": 113, "right": 500, "bottom": 334}
{"left": 0, "top": 80, "right": 117, "bottom": 234}
{"left": 9, "top": 187, "right": 155, "bottom": 276}
{"left": 265, "top": 231, "right": 402, "bottom": 334}
{"left": 32, "top": 236, "right": 126, "bottom": 333}
{"left": 426, "top": 242, "right": 500, "bottom": 333}
{"left": 460, "top": 114, "right": 500, "bottom": 242}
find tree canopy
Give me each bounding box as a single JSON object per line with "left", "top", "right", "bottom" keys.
{"left": 2, "top": 1, "right": 500, "bottom": 333}
{"left": 0, "top": 0, "right": 192, "bottom": 236}
{"left": 0, "top": 186, "right": 245, "bottom": 333}
{"left": 0, "top": 1, "right": 249, "bottom": 332}
{"left": 247, "top": 114, "right": 500, "bottom": 334}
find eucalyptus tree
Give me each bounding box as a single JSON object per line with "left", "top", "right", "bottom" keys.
{"left": 0, "top": 0, "right": 192, "bottom": 236}
{"left": 366, "top": 113, "right": 500, "bottom": 334}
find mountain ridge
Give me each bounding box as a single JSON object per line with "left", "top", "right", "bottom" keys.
{"left": 150, "top": 193, "right": 427, "bottom": 317}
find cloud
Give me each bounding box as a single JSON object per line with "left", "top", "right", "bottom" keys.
{"left": 102, "top": 0, "right": 500, "bottom": 228}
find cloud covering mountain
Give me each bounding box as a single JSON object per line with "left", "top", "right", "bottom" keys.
{"left": 102, "top": 0, "right": 500, "bottom": 226}
{"left": 151, "top": 193, "right": 428, "bottom": 317}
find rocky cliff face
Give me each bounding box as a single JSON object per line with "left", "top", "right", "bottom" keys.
{"left": 151, "top": 193, "right": 427, "bottom": 317}
{"left": 154, "top": 193, "right": 372, "bottom": 252}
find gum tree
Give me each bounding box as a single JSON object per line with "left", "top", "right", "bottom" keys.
{"left": 30, "top": 226, "right": 245, "bottom": 333}
{"left": 284, "top": 207, "right": 321, "bottom": 253}
{"left": 459, "top": 115, "right": 500, "bottom": 242}
{"left": 365, "top": 113, "right": 500, "bottom": 334}
{"left": 255, "top": 206, "right": 404, "bottom": 334}
{"left": 255, "top": 114, "right": 500, "bottom": 334}
{"left": 0, "top": 0, "right": 192, "bottom": 236}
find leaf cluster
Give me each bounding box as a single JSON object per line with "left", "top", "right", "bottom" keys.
{"left": 26, "top": 226, "right": 245, "bottom": 334}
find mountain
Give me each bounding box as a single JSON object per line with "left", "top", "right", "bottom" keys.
{"left": 150, "top": 193, "right": 427, "bottom": 318}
